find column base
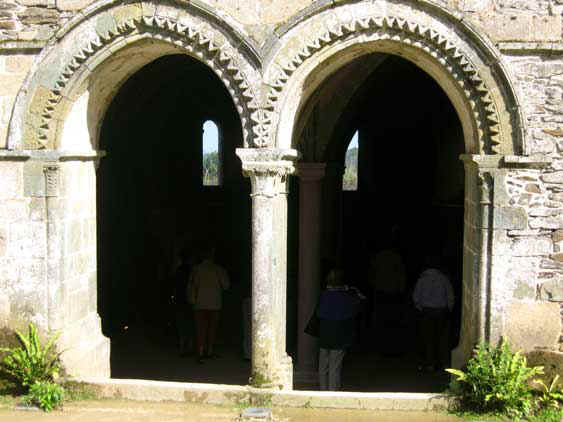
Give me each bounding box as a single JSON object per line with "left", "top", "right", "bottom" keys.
{"left": 59, "top": 313, "right": 110, "bottom": 378}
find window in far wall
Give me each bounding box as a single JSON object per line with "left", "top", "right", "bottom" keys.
{"left": 343, "top": 130, "right": 358, "bottom": 191}
{"left": 202, "top": 120, "right": 221, "bottom": 186}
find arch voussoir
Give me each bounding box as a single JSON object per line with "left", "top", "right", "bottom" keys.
{"left": 12, "top": 2, "right": 261, "bottom": 150}
{"left": 263, "top": 2, "right": 523, "bottom": 156}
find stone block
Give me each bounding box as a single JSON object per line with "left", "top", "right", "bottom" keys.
{"left": 539, "top": 278, "right": 563, "bottom": 301}
{"left": 542, "top": 172, "right": 563, "bottom": 184}
{"left": 0, "top": 227, "right": 5, "bottom": 257}
{"left": 0, "top": 162, "right": 23, "bottom": 200}
{"left": 490, "top": 206, "right": 528, "bottom": 230}
{"left": 511, "top": 236, "right": 553, "bottom": 256}
{"left": 505, "top": 302, "right": 561, "bottom": 351}
{"left": 513, "top": 280, "right": 536, "bottom": 300}
{"left": 56, "top": 0, "right": 91, "bottom": 11}
{"left": 17, "top": 7, "right": 59, "bottom": 25}
{"left": 6, "top": 55, "right": 34, "bottom": 74}
{"left": 477, "top": 14, "right": 561, "bottom": 42}
{"left": 525, "top": 350, "right": 563, "bottom": 388}
{"left": 23, "top": 161, "right": 45, "bottom": 198}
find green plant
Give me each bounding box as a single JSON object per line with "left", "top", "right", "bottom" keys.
{"left": 24, "top": 381, "right": 64, "bottom": 412}
{"left": 0, "top": 323, "right": 62, "bottom": 391}
{"left": 534, "top": 375, "right": 563, "bottom": 411}
{"left": 446, "top": 340, "right": 543, "bottom": 419}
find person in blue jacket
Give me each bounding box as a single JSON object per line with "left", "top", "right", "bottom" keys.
{"left": 317, "top": 269, "right": 365, "bottom": 391}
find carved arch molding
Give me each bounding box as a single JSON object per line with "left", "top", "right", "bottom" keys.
{"left": 10, "top": 0, "right": 523, "bottom": 155}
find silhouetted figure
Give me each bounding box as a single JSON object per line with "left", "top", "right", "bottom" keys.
{"left": 412, "top": 255, "right": 454, "bottom": 371}
{"left": 189, "top": 246, "right": 230, "bottom": 364}
{"left": 368, "top": 235, "right": 406, "bottom": 333}
{"left": 174, "top": 251, "right": 196, "bottom": 356}
{"left": 317, "top": 269, "right": 365, "bottom": 391}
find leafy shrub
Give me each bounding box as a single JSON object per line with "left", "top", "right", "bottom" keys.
{"left": 0, "top": 323, "right": 62, "bottom": 391}
{"left": 446, "top": 340, "right": 543, "bottom": 419}
{"left": 24, "top": 381, "right": 64, "bottom": 412}
{"left": 534, "top": 375, "right": 563, "bottom": 411}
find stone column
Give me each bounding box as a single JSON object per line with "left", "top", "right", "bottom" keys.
{"left": 322, "top": 163, "right": 344, "bottom": 263}
{"left": 453, "top": 154, "right": 529, "bottom": 368}
{"left": 236, "top": 148, "right": 298, "bottom": 390}
{"left": 296, "top": 163, "right": 326, "bottom": 377}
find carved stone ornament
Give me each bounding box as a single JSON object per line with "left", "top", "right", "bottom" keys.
{"left": 266, "top": 16, "right": 503, "bottom": 154}
{"left": 478, "top": 171, "right": 494, "bottom": 205}
{"left": 43, "top": 163, "right": 60, "bottom": 197}
{"left": 236, "top": 148, "right": 299, "bottom": 198}
{"left": 36, "top": 15, "right": 259, "bottom": 149}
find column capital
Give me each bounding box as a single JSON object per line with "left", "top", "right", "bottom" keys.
{"left": 296, "top": 162, "right": 326, "bottom": 182}
{"left": 236, "top": 148, "right": 299, "bottom": 197}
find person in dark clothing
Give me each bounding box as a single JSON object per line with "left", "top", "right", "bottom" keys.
{"left": 174, "top": 251, "right": 195, "bottom": 357}
{"left": 317, "top": 269, "right": 365, "bottom": 391}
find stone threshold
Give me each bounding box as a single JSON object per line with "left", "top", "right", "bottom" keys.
{"left": 76, "top": 378, "right": 451, "bottom": 411}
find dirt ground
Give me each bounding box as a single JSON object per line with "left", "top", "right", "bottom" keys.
{"left": 0, "top": 399, "right": 464, "bottom": 422}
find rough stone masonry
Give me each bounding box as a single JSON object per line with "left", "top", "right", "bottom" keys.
{"left": 0, "top": 0, "right": 561, "bottom": 388}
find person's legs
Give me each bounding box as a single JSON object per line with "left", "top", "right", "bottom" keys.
{"left": 207, "top": 310, "right": 220, "bottom": 356}
{"left": 421, "top": 309, "right": 434, "bottom": 369}
{"left": 328, "top": 349, "right": 346, "bottom": 391}
{"left": 318, "top": 348, "right": 329, "bottom": 391}
{"left": 195, "top": 310, "right": 210, "bottom": 361}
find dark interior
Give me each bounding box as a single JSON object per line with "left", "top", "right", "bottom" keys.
{"left": 98, "top": 53, "right": 464, "bottom": 391}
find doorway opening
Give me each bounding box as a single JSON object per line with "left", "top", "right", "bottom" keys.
{"left": 97, "top": 54, "right": 251, "bottom": 384}
{"left": 290, "top": 53, "right": 464, "bottom": 392}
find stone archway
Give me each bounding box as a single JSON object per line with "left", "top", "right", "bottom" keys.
{"left": 261, "top": 0, "right": 527, "bottom": 371}
{"left": 5, "top": 1, "right": 262, "bottom": 379}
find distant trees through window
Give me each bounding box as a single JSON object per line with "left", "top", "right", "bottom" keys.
{"left": 343, "top": 130, "right": 358, "bottom": 191}
{"left": 203, "top": 120, "right": 221, "bottom": 186}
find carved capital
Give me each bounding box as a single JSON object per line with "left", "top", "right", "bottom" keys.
{"left": 236, "top": 148, "right": 299, "bottom": 197}
{"left": 478, "top": 171, "right": 494, "bottom": 205}
{"left": 43, "top": 163, "right": 60, "bottom": 197}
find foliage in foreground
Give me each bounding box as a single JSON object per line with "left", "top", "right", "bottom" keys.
{"left": 0, "top": 323, "right": 65, "bottom": 412}
{"left": 24, "top": 380, "right": 65, "bottom": 412}
{"left": 446, "top": 340, "right": 562, "bottom": 421}
{"left": 0, "top": 323, "right": 62, "bottom": 389}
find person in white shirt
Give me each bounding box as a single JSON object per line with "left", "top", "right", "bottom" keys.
{"left": 412, "top": 255, "right": 454, "bottom": 371}
{"left": 188, "top": 246, "right": 230, "bottom": 364}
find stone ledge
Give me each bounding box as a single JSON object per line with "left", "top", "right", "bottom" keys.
{"left": 0, "top": 41, "right": 46, "bottom": 52}
{"left": 75, "top": 378, "right": 452, "bottom": 411}
{"left": 497, "top": 42, "right": 563, "bottom": 55}
{"left": 0, "top": 150, "right": 106, "bottom": 161}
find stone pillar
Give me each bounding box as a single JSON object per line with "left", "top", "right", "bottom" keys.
{"left": 453, "top": 154, "right": 528, "bottom": 368}
{"left": 322, "top": 163, "right": 344, "bottom": 263}
{"left": 236, "top": 148, "right": 298, "bottom": 390}
{"left": 296, "top": 163, "right": 326, "bottom": 376}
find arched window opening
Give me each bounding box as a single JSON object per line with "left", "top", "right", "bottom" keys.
{"left": 202, "top": 120, "right": 221, "bottom": 186}
{"left": 343, "top": 130, "right": 359, "bottom": 191}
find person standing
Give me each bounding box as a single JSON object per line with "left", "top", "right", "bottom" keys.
{"left": 317, "top": 269, "right": 364, "bottom": 391}
{"left": 412, "top": 255, "right": 454, "bottom": 371}
{"left": 189, "top": 246, "right": 230, "bottom": 364}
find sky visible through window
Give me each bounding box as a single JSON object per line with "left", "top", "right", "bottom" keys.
{"left": 343, "top": 130, "right": 359, "bottom": 191}
{"left": 203, "top": 120, "right": 219, "bottom": 153}
{"left": 203, "top": 120, "right": 220, "bottom": 186}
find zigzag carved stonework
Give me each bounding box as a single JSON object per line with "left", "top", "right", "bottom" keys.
{"left": 37, "top": 16, "right": 260, "bottom": 149}
{"left": 267, "top": 16, "right": 503, "bottom": 154}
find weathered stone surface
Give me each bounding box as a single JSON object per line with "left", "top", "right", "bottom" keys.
{"left": 539, "top": 278, "right": 563, "bottom": 301}
{"left": 542, "top": 172, "right": 563, "bottom": 184}
{"left": 17, "top": 7, "right": 58, "bottom": 25}
{"left": 56, "top": 0, "right": 91, "bottom": 11}
{"left": 0, "top": 227, "right": 6, "bottom": 257}
{"left": 525, "top": 350, "right": 563, "bottom": 388}
{"left": 505, "top": 302, "right": 562, "bottom": 351}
